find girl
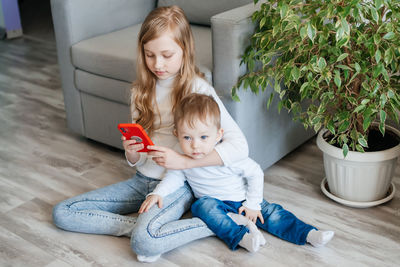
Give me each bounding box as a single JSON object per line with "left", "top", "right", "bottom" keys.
{"left": 52, "top": 5, "right": 248, "bottom": 262}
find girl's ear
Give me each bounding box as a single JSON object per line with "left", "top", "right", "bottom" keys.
{"left": 173, "top": 129, "right": 178, "bottom": 137}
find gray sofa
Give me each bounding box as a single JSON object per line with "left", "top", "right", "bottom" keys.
{"left": 50, "top": 0, "right": 313, "bottom": 170}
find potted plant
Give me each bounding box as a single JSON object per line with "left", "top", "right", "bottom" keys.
{"left": 233, "top": 0, "right": 400, "bottom": 207}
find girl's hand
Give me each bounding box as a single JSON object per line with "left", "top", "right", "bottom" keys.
{"left": 238, "top": 206, "right": 264, "bottom": 224}
{"left": 147, "top": 145, "right": 189, "bottom": 169}
{"left": 121, "top": 135, "right": 143, "bottom": 164}
{"left": 139, "top": 194, "right": 163, "bottom": 213}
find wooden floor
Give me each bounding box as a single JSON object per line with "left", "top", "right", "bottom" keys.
{"left": 1, "top": 35, "right": 399, "bottom": 267}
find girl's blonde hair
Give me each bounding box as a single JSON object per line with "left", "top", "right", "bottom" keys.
{"left": 131, "top": 5, "right": 203, "bottom": 136}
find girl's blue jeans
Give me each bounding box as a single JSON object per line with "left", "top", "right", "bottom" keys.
{"left": 52, "top": 172, "right": 214, "bottom": 257}
{"left": 191, "top": 196, "right": 317, "bottom": 250}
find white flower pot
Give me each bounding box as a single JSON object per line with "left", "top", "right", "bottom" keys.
{"left": 316, "top": 125, "right": 400, "bottom": 202}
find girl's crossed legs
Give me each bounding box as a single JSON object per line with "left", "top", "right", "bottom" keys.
{"left": 52, "top": 171, "right": 159, "bottom": 236}
{"left": 53, "top": 174, "right": 214, "bottom": 258}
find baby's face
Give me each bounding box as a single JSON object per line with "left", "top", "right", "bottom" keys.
{"left": 176, "top": 118, "right": 223, "bottom": 160}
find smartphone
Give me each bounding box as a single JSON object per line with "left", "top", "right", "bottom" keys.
{"left": 118, "top": 123, "right": 154, "bottom": 152}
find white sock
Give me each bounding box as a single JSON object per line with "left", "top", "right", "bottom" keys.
{"left": 306, "top": 229, "right": 334, "bottom": 247}
{"left": 137, "top": 254, "right": 161, "bottom": 263}
{"left": 227, "top": 212, "right": 266, "bottom": 246}
{"left": 239, "top": 232, "right": 261, "bottom": 252}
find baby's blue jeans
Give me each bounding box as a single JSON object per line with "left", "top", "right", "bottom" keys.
{"left": 191, "top": 196, "right": 317, "bottom": 250}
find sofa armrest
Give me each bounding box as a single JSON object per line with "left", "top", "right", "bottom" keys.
{"left": 211, "top": 2, "right": 261, "bottom": 100}
{"left": 50, "top": 0, "right": 155, "bottom": 135}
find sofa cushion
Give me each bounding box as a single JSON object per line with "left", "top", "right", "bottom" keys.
{"left": 75, "top": 69, "right": 132, "bottom": 105}
{"left": 157, "top": 0, "right": 252, "bottom": 26}
{"left": 72, "top": 24, "right": 212, "bottom": 84}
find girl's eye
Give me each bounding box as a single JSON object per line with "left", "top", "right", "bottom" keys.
{"left": 201, "top": 135, "right": 208, "bottom": 140}
{"left": 163, "top": 54, "right": 173, "bottom": 59}
{"left": 183, "top": 136, "right": 191, "bottom": 141}
{"left": 145, "top": 54, "right": 154, "bottom": 58}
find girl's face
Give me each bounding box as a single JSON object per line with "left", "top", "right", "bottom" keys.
{"left": 143, "top": 30, "right": 184, "bottom": 80}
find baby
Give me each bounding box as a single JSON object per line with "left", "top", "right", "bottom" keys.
{"left": 140, "top": 93, "right": 334, "bottom": 252}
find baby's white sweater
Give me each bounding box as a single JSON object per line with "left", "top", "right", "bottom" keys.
{"left": 128, "top": 76, "right": 249, "bottom": 179}
{"left": 151, "top": 157, "right": 264, "bottom": 210}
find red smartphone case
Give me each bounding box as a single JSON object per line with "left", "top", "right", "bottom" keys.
{"left": 118, "top": 123, "right": 154, "bottom": 152}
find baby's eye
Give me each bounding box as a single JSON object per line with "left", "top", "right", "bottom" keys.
{"left": 183, "top": 136, "right": 191, "bottom": 141}
{"left": 201, "top": 135, "right": 208, "bottom": 140}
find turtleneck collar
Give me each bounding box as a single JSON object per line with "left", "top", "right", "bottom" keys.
{"left": 156, "top": 74, "right": 177, "bottom": 88}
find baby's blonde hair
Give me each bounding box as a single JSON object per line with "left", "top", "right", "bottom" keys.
{"left": 131, "top": 5, "right": 203, "bottom": 136}
{"left": 174, "top": 93, "right": 221, "bottom": 131}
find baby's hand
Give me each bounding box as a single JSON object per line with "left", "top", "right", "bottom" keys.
{"left": 238, "top": 206, "right": 264, "bottom": 224}
{"left": 139, "top": 194, "right": 163, "bottom": 213}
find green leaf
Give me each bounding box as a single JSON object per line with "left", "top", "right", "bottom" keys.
{"left": 380, "top": 94, "right": 387, "bottom": 107}
{"left": 370, "top": 7, "right": 379, "bottom": 23}
{"left": 278, "top": 101, "right": 283, "bottom": 113}
{"left": 374, "top": 0, "right": 383, "bottom": 9}
{"left": 384, "top": 49, "right": 394, "bottom": 65}
{"left": 373, "top": 34, "right": 381, "bottom": 45}
{"left": 260, "top": 17, "right": 266, "bottom": 28}
{"left": 358, "top": 137, "right": 368, "bottom": 147}
{"left": 363, "top": 116, "right": 372, "bottom": 132}
{"left": 356, "top": 144, "right": 365, "bottom": 153}
{"left": 314, "top": 123, "right": 322, "bottom": 133}
{"left": 327, "top": 120, "right": 336, "bottom": 135}
{"left": 383, "top": 32, "right": 395, "bottom": 40}
{"left": 341, "top": 19, "right": 350, "bottom": 34}
{"left": 231, "top": 87, "right": 240, "bottom": 102}
{"left": 307, "top": 22, "right": 316, "bottom": 42}
{"left": 353, "top": 105, "right": 365, "bottom": 113}
{"left": 337, "top": 36, "right": 349, "bottom": 47}
{"left": 334, "top": 71, "right": 342, "bottom": 88}
{"left": 300, "top": 26, "right": 307, "bottom": 40}
{"left": 336, "top": 26, "right": 344, "bottom": 41}
{"left": 354, "top": 62, "right": 361, "bottom": 73}
{"left": 373, "top": 64, "right": 383, "bottom": 78}
{"left": 338, "top": 120, "right": 350, "bottom": 133}
{"left": 291, "top": 67, "right": 300, "bottom": 81}
{"left": 280, "top": 90, "right": 286, "bottom": 99}
{"left": 318, "top": 57, "right": 327, "bottom": 70}
{"left": 375, "top": 50, "right": 381, "bottom": 63}
{"left": 274, "top": 81, "right": 281, "bottom": 93}
{"left": 267, "top": 92, "right": 274, "bottom": 109}
{"left": 380, "top": 109, "right": 387, "bottom": 123}
{"left": 336, "top": 53, "right": 348, "bottom": 62}
{"left": 280, "top": 3, "right": 288, "bottom": 19}
{"left": 337, "top": 65, "right": 353, "bottom": 71}
{"left": 311, "top": 116, "right": 321, "bottom": 125}
{"left": 342, "top": 143, "right": 349, "bottom": 158}
{"left": 388, "top": 89, "right": 395, "bottom": 99}
{"left": 361, "top": 99, "right": 370, "bottom": 105}
{"left": 379, "top": 121, "right": 385, "bottom": 136}
{"left": 300, "top": 82, "right": 309, "bottom": 93}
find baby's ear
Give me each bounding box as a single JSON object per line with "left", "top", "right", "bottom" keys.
{"left": 217, "top": 128, "right": 224, "bottom": 141}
